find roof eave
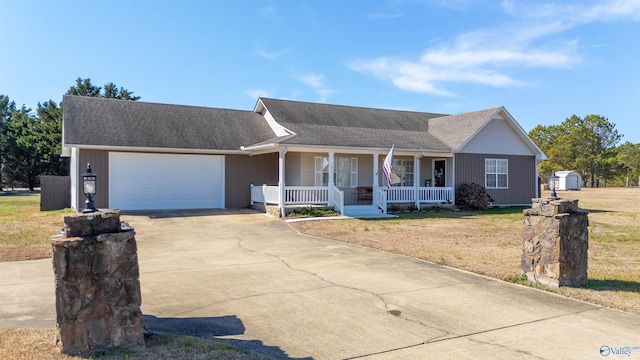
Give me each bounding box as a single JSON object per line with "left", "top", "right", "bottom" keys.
{"left": 65, "top": 144, "right": 246, "bottom": 155}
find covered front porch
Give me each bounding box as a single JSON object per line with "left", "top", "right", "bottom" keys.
{"left": 247, "top": 149, "right": 455, "bottom": 217}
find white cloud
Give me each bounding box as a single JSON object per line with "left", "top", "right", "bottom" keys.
{"left": 245, "top": 89, "right": 271, "bottom": 99}
{"left": 434, "top": 0, "right": 473, "bottom": 11}
{"left": 349, "top": 56, "right": 523, "bottom": 96}
{"left": 419, "top": 43, "right": 577, "bottom": 69}
{"left": 255, "top": 49, "right": 289, "bottom": 60}
{"left": 259, "top": 5, "right": 281, "bottom": 20}
{"left": 368, "top": 11, "right": 403, "bottom": 19}
{"left": 503, "top": 0, "right": 640, "bottom": 23}
{"left": 296, "top": 73, "right": 336, "bottom": 102}
{"left": 350, "top": 0, "right": 640, "bottom": 96}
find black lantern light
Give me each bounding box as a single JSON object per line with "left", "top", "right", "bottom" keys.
{"left": 82, "top": 163, "right": 98, "bottom": 213}
{"left": 547, "top": 171, "right": 560, "bottom": 200}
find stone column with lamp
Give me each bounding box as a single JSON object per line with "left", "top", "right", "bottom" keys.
{"left": 51, "top": 163, "right": 144, "bottom": 355}
{"left": 521, "top": 172, "right": 589, "bottom": 287}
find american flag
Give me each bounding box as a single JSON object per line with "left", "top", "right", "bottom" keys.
{"left": 383, "top": 145, "right": 394, "bottom": 189}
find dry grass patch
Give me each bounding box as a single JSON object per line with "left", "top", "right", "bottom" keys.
{"left": 0, "top": 329, "right": 270, "bottom": 360}
{"left": 291, "top": 187, "right": 640, "bottom": 315}
{"left": 0, "top": 192, "right": 72, "bottom": 262}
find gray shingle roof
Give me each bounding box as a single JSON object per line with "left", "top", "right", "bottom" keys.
{"left": 63, "top": 95, "right": 274, "bottom": 150}
{"left": 260, "top": 98, "right": 445, "bottom": 131}
{"left": 258, "top": 98, "right": 451, "bottom": 151}
{"left": 64, "top": 96, "right": 519, "bottom": 154}
{"left": 274, "top": 124, "right": 451, "bottom": 150}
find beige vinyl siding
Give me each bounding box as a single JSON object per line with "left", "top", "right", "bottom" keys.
{"left": 455, "top": 153, "right": 536, "bottom": 205}
{"left": 460, "top": 118, "right": 534, "bottom": 156}
{"left": 225, "top": 153, "right": 278, "bottom": 208}
{"left": 356, "top": 154, "right": 373, "bottom": 186}
{"left": 420, "top": 157, "right": 431, "bottom": 186}
{"left": 78, "top": 149, "right": 110, "bottom": 209}
{"left": 285, "top": 152, "right": 303, "bottom": 186}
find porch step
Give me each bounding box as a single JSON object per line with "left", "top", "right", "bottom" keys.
{"left": 343, "top": 205, "right": 390, "bottom": 218}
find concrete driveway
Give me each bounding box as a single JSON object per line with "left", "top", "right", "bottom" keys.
{"left": 1, "top": 209, "right": 640, "bottom": 359}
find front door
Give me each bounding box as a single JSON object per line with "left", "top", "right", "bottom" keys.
{"left": 434, "top": 160, "right": 446, "bottom": 187}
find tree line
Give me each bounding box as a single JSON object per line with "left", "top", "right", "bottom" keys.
{"left": 0, "top": 78, "right": 139, "bottom": 190}
{"left": 529, "top": 115, "right": 640, "bottom": 187}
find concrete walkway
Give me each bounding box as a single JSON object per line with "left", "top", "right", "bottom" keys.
{"left": 1, "top": 209, "right": 639, "bottom": 359}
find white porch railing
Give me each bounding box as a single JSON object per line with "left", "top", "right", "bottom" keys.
{"left": 386, "top": 187, "right": 415, "bottom": 203}
{"left": 251, "top": 184, "right": 453, "bottom": 209}
{"left": 418, "top": 187, "right": 453, "bottom": 203}
{"left": 385, "top": 186, "right": 454, "bottom": 203}
{"left": 329, "top": 185, "right": 344, "bottom": 215}
{"left": 285, "top": 186, "right": 329, "bottom": 204}
{"left": 251, "top": 185, "right": 329, "bottom": 205}
{"left": 250, "top": 184, "right": 281, "bottom": 205}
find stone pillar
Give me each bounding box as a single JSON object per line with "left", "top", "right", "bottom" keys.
{"left": 52, "top": 210, "right": 144, "bottom": 355}
{"left": 522, "top": 199, "right": 588, "bottom": 287}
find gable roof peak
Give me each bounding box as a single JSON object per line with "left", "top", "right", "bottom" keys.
{"left": 427, "top": 106, "right": 506, "bottom": 149}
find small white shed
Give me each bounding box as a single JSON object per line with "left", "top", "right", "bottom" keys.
{"left": 555, "top": 171, "right": 582, "bottom": 191}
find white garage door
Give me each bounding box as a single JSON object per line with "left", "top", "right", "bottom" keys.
{"left": 109, "top": 152, "right": 224, "bottom": 210}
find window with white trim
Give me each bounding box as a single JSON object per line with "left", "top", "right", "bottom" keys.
{"left": 485, "top": 159, "right": 508, "bottom": 189}
{"left": 392, "top": 159, "right": 414, "bottom": 186}
{"left": 314, "top": 156, "right": 358, "bottom": 188}
{"left": 335, "top": 157, "right": 358, "bottom": 188}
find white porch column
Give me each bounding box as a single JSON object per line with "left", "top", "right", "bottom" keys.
{"left": 372, "top": 153, "right": 379, "bottom": 188}
{"left": 328, "top": 152, "right": 335, "bottom": 204}
{"left": 278, "top": 149, "right": 286, "bottom": 218}
{"left": 414, "top": 155, "right": 421, "bottom": 210}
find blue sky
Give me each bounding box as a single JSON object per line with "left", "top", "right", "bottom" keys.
{"left": 1, "top": 0, "right": 639, "bottom": 143}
